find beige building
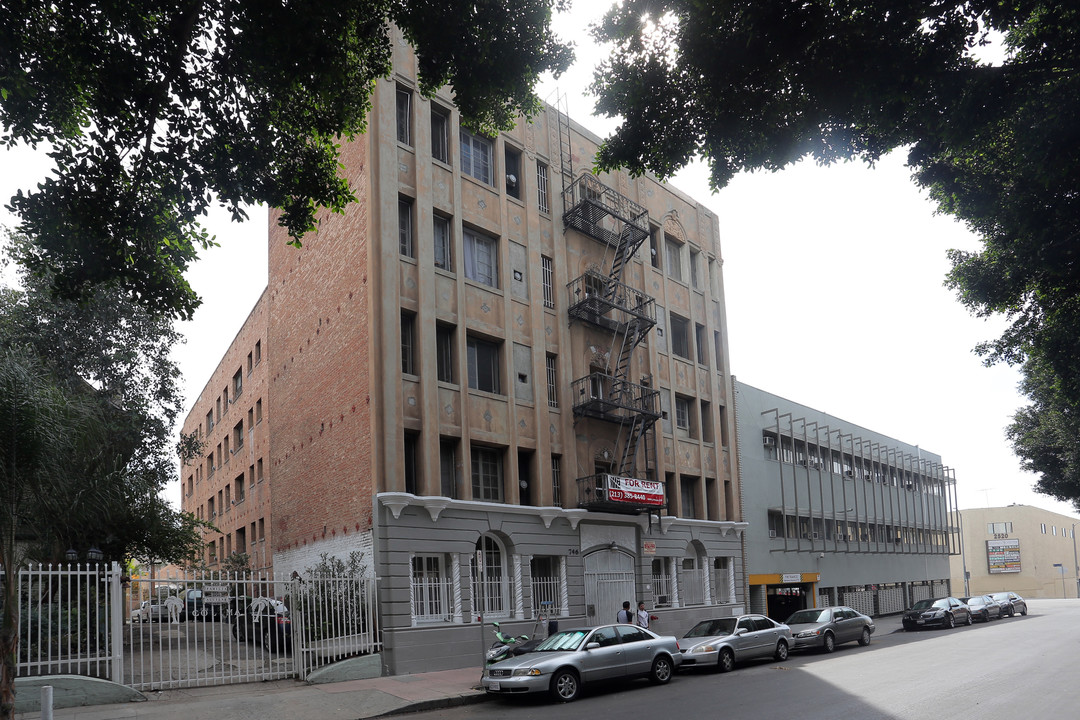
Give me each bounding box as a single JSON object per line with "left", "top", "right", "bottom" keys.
{"left": 951, "top": 505, "right": 1080, "bottom": 599}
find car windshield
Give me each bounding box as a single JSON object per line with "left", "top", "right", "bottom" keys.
{"left": 536, "top": 630, "right": 587, "bottom": 652}
{"left": 684, "top": 618, "right": 738, "bottom": 638}
{"left": 961, "top": 597, "right": 982, "bottom": 606}
{"left": 910, "top": 599, "right": 937, "bottom": 611}
{"left": 787, "top": 609, "right": 830, "bottom": 624}
{"left": 991, "top": 592, "right": 1011, "bottom": 601}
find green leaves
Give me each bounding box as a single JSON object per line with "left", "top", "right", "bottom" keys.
{"left": 0, "top": 0, "right": 571, "bottom": 319}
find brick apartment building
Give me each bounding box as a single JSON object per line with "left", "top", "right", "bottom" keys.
{"left": 183, "top": 29, "right": 748, "bottom": 674}
{"left": 180, "top": 291, "right": 272, "bottom": 573}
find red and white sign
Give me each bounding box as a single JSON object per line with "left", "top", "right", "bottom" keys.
{"left": 605, "top": 474, "right": 665, "bottom": 506}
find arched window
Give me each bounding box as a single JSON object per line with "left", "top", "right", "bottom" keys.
{"left": 471, "top": 535, "right": 508, "bottom": 617}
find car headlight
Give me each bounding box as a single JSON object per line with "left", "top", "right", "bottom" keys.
{"left": 796, "top": 630, "right": 821, "bottom": 638}
{"left": 512, "top": 668, "right": 542, "bottom": 677}
{"left": 691, "top": 645, "right": 716, "bottom": 653}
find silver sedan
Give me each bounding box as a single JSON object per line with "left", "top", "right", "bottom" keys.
{"left": 482, "top": 623, "right": 682, "bottom": 702}
{"left": 679, "top": 614, "right": 792, "bottom": 672}
{"left": 785, "top": 606, "right": 875, "bottom": 652}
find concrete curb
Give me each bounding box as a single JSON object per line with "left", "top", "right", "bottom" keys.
{"left": 372, "top": 689, "right": 493, "bottom": 718}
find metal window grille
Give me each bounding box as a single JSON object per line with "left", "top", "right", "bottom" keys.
{"left": 541, "top": 255, "right": 554, "bottom": 308}
{"left": 536, "top": 162, "right": 550, "bottom": 214}
{"left": 551, "top": 455, "right": 562, "bottom": 506}
{"left": 545, "top": 354, "right": 558, "bottom": 408}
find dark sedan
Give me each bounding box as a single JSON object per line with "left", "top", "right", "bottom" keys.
{"left": 960, "top": 595, "right": 1003, "bottom": 622}
{"left": 231, "top": 596, "right": 292, "bottom": 652}
{"left": 989, "top": 591, "right": 1028, "bottom": 617}
{"left": 902, "top": 597, "right": 972, "bottom": 630}
{"left": 785, "top": 606, "right": 875, "bottom": 652}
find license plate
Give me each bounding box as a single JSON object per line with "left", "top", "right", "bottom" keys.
{"left": 489, "top": 682, "right": 501, "bottom": 691}
{"left": 916, "top": 619, "right": 925, "bottom": 625}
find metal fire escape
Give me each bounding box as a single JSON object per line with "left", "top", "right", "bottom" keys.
{"left": 557, "top": 103, "right": 662, "bottom": 513}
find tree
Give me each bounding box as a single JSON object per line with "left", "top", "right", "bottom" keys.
{"left": 591, "top": 1, "right": 1080, "bottom": 506}
{"left": 0, "top": 0, "right": 572, "bottom": 320}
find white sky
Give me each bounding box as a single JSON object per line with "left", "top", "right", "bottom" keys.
{"left": 1, "top": 4, "right": 1076, "bottom": 521}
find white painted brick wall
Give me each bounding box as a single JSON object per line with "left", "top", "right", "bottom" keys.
{"left": 274, "top": 531, "right": 374, "bottom": 579}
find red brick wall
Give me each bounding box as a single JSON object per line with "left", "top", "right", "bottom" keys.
{"left": 267, "top": 136, "right": 373, "bottom": 555}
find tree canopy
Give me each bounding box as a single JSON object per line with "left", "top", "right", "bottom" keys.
{"left": 0, "top": 0, "right": 572, "bottom": 319}
{"left": 592, "top": 1, "right": 1080, "bottom": 508}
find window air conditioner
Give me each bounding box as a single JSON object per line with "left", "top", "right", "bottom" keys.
{"left": 768, "top": 530, "right": 777, "bottom": 539}
{"left": 763, "top": 436, "right": 776, "bottom": 447}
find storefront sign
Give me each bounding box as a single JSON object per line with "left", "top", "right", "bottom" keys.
{"left": 781, "top": 573, "right": 801, "bottom": 584}
{"left": 605, "top": 474, "right": 665, "bottom": 506}
{"left": 642, "top": 541, "right": 656, "bottom": 555}
{"left": 987, "top": 538, "right": 1021, "bottom": 573}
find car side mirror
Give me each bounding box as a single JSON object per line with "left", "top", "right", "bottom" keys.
{"left": 734, "top": 628, "right": 747, "bottom": 636}
{"left": 585, "top": 642, "right": 600, "bottom": 651}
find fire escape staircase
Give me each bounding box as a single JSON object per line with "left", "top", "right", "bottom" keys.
{"left": 562, "top": 171, "right": 663, "bottom": 514}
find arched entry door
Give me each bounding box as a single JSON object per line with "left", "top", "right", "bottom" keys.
{"left": 583, "top": 549, "right": 635, "bottom": 625}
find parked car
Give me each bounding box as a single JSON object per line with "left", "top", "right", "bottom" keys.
{"left": 679, "top": 614, "right": 792, "bottom": 672}
{"left": 130, "top": 600, "right": 167, "bottom": 623}
{"left": 178, "top": 588, "right": 221, "bottom": 621}
{"left": 784, "top": 606, "right": 875, "bottom": 652}
{"left": 989, "top": 591, "right": 1028, "bottom": 617}
{"left": 960, "top": 595, "right": 1003, "bottom": 622}
{"left": 482, "top": 623, "right": 682, "bottom": 702}
{"left": 902, "top": 597, "right": 972, "bottom": 630}
{"left": 231, "top": 596, "right": 292, "bottom": 651}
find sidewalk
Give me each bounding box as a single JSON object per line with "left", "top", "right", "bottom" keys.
{"left": 15, "top": 667, "right": 491, "bottom": 720}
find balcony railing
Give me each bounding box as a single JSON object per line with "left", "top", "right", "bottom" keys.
{"left": 571, "top": 373, "right": 661, "bottom": 423}
{"left": 566, "top": 271, "right": 656, "bottom": 332}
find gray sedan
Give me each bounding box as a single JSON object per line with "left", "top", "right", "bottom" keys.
{"left": 679, "top": 614, "right": 792, "bottom": 672}
{"left": 482, "top": 623, "right": 682, "bottom": 702}
{"left": 785, "top": 606, "right": 875, "bottom": 652}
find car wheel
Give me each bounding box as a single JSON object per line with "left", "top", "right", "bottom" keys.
{"left": 774, "top": 640, "right": 789, "bottom": 662}
{"left": 1007, "top": 606, "right": 1015, "bottom": 617}
{"left": 650, "top": 655, "right": 673, "bottom": 684}
{"left": 550, "top": 669, "right": 580, "bottom": 702}
{"left": 944, "top": 613, "right": 955, "bottom": 629}
{"left": 858, "top": 628, "right": 871, "bottom": 646}
{"left": 717, "top": 648, "right": 736, "bottom": 673}
{"left": 965, "top": 612, "right": 973, "bottom": 626}
{"left": 1020, "top": 606, "right": 1027, "bottom": 616}
{"left": 822, "top": 633, "right": 836, "bottom": 653}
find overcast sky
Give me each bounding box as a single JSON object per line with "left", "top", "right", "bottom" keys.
{"left": 1, "top": 5, "right": 1076, "bottom": 521}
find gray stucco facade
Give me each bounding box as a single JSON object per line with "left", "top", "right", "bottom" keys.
{"left": 733, "top": 380, "right": 957, "bottom": 621}
{"left": 375, "top": 493, "right": 746, "bottom": 674}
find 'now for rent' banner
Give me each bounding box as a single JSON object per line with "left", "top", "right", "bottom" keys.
{"left": 606, "top": 474, "right": 665, "bottom": 506}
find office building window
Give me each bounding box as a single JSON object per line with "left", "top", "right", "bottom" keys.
{"left": 396, "top": 85, "right": 412, "bottom": 146}
{"left": 675, "top": 395, "right": 691, "bottom": 432}
{"left": 536, "top": 161, "right": 550, "bottom": 213}
{"left": 545, "top": 354, "right": 558, "bottom": 409}
{"left": 689, "top": 249, "right": 701, "bottom": 290}
{"left": 505, "top": 145, "right": 522, "bottom": 199}
{"left": 670, "top": 313, "right": 691, "bottom": 359}
{"left": 440, "top": 439, "right": 459, "bottom": 498}
{"left": 404, "top": 432, "right": 419, "bottom": 494}
{"left": 436, "top": 323, "right": 455, "bottom": 383}
{"left": 464, "top": 229, "right": 498, "bottom": 287}
{"left": 430, "top": 104, "right": 449, "bottom": 163}
{"left": 399, "top": 198, "right": 414, "bottom": 257}
{"left": 665, "top": 235, "right": 683, "bottom": 281}
{"left": 471, "top": 447, "right": 503, "bottom": 502}
{"left": 433, "top": 214, "right": 452, "bottom": 271}
{"left": 401, "top": 312, "right": 416, "bottom": 376}
{"left": 460, "top": 129, "right": 492, "bottom": 184}
{"left": 541, "top": 255, "right": 554, "bottom": 309}
{"left": 467, "top": 336, "right": 501, "bottom": 394}
{"left": 412, "top": 554, "right": 452, "bottom": 622}
{"left": 696, "top": 323, "right": 708, "bottom": 366}
{"left": 551, "top": 455, "right": 562, "bottom": 507}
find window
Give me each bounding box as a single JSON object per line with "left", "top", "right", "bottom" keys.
{"left": 430, "top": 105, "right": 449, "bottom": 163}
{"left": 216, "top": 396, "right": 221, "bottom": 421}
{"left": 399, "top": 198, "right": 414, "bottom": 257}
{"left": 536, "top": 162, "right": 550, "bottom": 214}
{"left": 246, "top": 351, "right": 253, "bottom": 376}
{"left": 987, "top": 522, "right": 1013, "bottom": 535}
{"left": 670, "top": 313, "right": 691, "bottom": 359}
{"left": 696, "top": 323, "right": 708, "bottom": 365}
{"left": 257, "top": 457, "right": 263, "bottom": 482}
{"left": 665, "top": 234, "right": 683, "bottom": 281}
{"left": 545, "top": 354, "right": 558, "bottom": 409}
{"left": 675, "top": 395, "right": 691, "bottom": 431}
{"left": 254, "top": 340, "right": 261, "bottom": 365}
{"left": 232, "top": 420, "right": 244, "bottom": 451}
{"left": 464, "top": 229, "right": 498, "bottom": 287}
{"left": 436, "top": 323, "right": 455, "bottom": 383}
{"left": 680, "top": 476, "right": 699, "bottom": 519}
{"left": 223, "top": 386, "right": 229, "bottom": 411}
{"left": 541, "top": 255, "right": 554, "bottom": 309}
{"left": 689, "top": 249, "right": 701, "bottom": 290}
{"left": 433, "top": 214, "right": 452, "bottom": 271}
{"left": 404, "top": 432, "right": 419, "bottom": 494}
{"left": 714, "top": 331, "right": 722, "bottom": 370}
{"left": 440, "top": 439, "right": 459, "bottom": 498}
{"left": 467, "top": 336, "right": 501, "bottom": 394}
{"left": 224, "top": 485, "right": 231, "bottom": 509}
{"left": 471, "top": 534, "right": 507, "bottom": 616}
{"left": 248, "top": 463, "right": 254, "bottom": 487}
{"left": 460, "top": 129, "right": 493, "bottom": 184}
{"left": 401, "top": 312, "right": 416, "bottom": 376}
{"left": 396, "top": 85, "right": 412, "bottom": 145}
{"left": 1041, "top": 523, "right": 1047, "bottom": 534}
{"left": 504, "top": 145, "right": 522, "bottom": 199}
{"left": 649, "top": 228, "right": 661, "bottom": 268}
{"left": 531, "top": 556, "right": 562, "bottom": 616}
{"left": 412, "top": 554, "right": 453, "bottom": 622}
{"left": 234, "top": 473, "right": 245, "bottom": 503}
{"left": 256, "top": 398, "right": 262, "bottom": 424}
{"left": 206, "top": 409, "right": 214, "bottom": 433}
{"left": 551, "top": 455, "right": 562, "bottom": 507}
{"left": 471, "top": 446, "right": 503, "bottom": 502}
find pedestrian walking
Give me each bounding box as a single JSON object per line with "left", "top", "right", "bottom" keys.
{"left": 617, "top": 600, "right": 633, "bottom": 623}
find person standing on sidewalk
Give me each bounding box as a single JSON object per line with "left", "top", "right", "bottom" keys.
{"left": 636, "top": 600, "right": 656, "bottom": 629}
{"left": 617, "top": 601, "right": 633, "bottom": 623}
